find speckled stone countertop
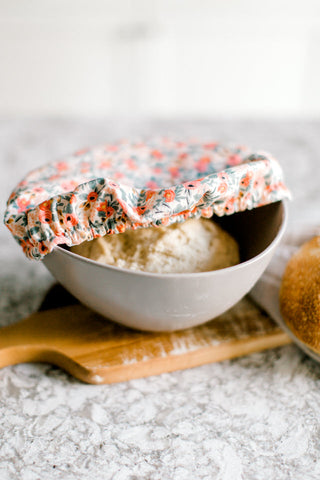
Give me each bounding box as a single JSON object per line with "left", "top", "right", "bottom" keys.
{"left": 1, "top": 119, "right": 320, "bottom": 480}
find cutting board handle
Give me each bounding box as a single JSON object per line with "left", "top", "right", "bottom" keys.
{"left": 0, "top": 305, "right": 89, "bottom": 370}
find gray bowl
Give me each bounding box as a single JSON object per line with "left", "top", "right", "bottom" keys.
{"left": 43, "top": 201, "right": 287, "bottom": 331}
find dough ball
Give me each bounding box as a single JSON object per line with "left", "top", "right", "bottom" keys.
{"left": 71, "top": 218, "right": 240, "bottom": 274}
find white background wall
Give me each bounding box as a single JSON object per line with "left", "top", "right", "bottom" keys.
{"left": 0, "top": 0, "right": 319, "bottom": 118}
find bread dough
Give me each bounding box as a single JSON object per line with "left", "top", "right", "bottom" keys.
{"left": 70, "top": 218, "right": 240, "bottom": 274}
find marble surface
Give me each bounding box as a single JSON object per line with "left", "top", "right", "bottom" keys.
{"left": 1, "top": 119, "right": 320, "bottom": 480}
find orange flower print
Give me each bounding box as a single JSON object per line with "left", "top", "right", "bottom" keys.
{"left": 80, "top": 162, "right": 90, "bottom": 174}
{"left": 56, "top": 161, "right": 69, "bottom": 171}
{"left": 99, "top": 160, "right": 111, "bottom": 169}
{"left": 106, "top": 206, "right": 114, "bottom": 218}
{"left": 64, "top": 213, "right": 78, "bottom": 228}
{"left": 151, "top": 150, "right": 163, "bottom": 159}
{"left": 39, "top": 208, "right": 52, "bottom": 224}
{"left": 195, "top": 156, "right": 210, "bottom": 173}
{"left": 96, "top": 202, "right": 106, "bottom": 212}
{"left": 169, "top": 166, "right": 180, "bottom": 178}
{"left": 161, "top": 217, "right": 170, "bottom": 226}
{"left": 240, "top": 172, "right": 252, "bottom": 189}
{"left": 146, "top": 190, "right": 157, "bottom": 202}
{"left": 131, "top": 222, "right": 143, "bottom": 229}
{"left": 135, "top": 206, "right": 147, "bottom": 215}
{"left": 39, "top": 200, "right": 51, "bottom": 211}
{"left": 4, "top": 139, "right": 289, "bottom": 262}
{"left": 87, "top": 191, "right": 98, "bottom": 202}
{"left": 218, "top": 172, "right": 229, "bottom": 181}
{"left": 113, "top": 172, "right": 124, "bottom": 180}
{"left": 224, "top": 198, "right": 235, "bottom": 214}
{"left": 49, "top": 174, "right": 60, "bottom": 182}
{"left": 16, "top": 198, "right": 30, "bottom": 213}
{"left": 96, "top": 203, "right": 114, "bottom": 218}
{"left": 254, "top": 177, "right": 264, "bottom": 189}
{"left": 201, "top": 207, "right": 213, "bottom": 218}
{"left": 218, "top": 182, "right": 228, "bottom": 194}
{"left": 146, "top": 181, "right": 158, "bottom": 189}
{"left": 163, "top": 190, "right": 175, "bottom": 202}
{"left": 228, "top": 154, "right": 242, "bottom": 166}
{"left": 38, "top": 242, "right": 49, "bottom": 255}
{"left": 17, "top": 180, "right": 27, "bottom": 188}
{"left": 126, "top": 158, "right": 137, "bottom": 170}
{"left": 183, "top": 180, "right": 202, "bottom": 190}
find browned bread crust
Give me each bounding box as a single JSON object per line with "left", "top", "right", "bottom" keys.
{"left": 280, "top": 236, "right": 320, "bottom": 352}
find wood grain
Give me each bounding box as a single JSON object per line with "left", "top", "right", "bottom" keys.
{"left": 0, "top": 297, "right": 291, "bottom": 384}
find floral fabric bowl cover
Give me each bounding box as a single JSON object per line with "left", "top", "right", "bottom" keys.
{"left": 4, "top": 138, "right": 290, "bottom": 260}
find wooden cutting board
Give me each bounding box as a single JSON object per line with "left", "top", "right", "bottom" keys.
{"left": 0, "top": 286, "right": 291, "bottom": 384}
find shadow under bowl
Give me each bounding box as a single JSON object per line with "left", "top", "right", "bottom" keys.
{"left": 43, "top": 201, "right": 287, "bottom": 331}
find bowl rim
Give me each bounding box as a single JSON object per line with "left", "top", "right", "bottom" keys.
{"left": 51, "top": 201, "right": 288, "bottom": 279}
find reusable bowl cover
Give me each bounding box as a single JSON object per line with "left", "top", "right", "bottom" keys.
{"left": 4, "top": 139, "right": 290, "bottom": 260}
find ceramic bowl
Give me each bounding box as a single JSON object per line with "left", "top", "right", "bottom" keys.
{"left": 43, "top": 201, "right": 287, "bottom": 331}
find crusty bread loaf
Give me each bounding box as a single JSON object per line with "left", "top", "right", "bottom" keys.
{"left": 280, "top": 236, "right": 320, "bottom": 352}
